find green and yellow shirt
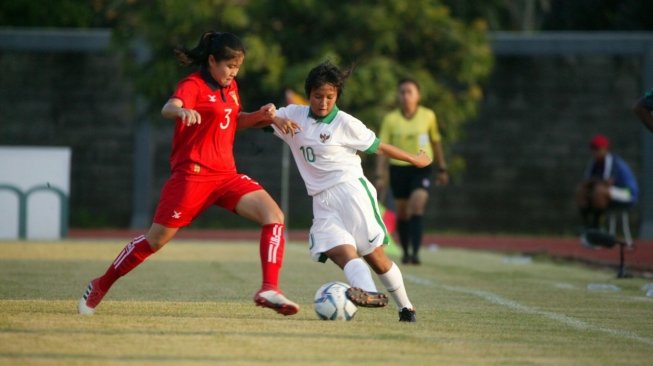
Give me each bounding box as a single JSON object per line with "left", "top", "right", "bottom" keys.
{"left": 379, "top": 106, "right": 441, "bottom": 166}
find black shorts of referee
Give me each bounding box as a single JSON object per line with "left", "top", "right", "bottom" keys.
{"left": 389, "top": 165, "right": 432, "bottom": 199}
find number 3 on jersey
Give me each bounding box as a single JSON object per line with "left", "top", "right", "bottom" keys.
{"left": 300, "top": 146, "right": 316, "bottom": 163}
{"left": 220, "top": 108, "right": 232, "bottom": 130}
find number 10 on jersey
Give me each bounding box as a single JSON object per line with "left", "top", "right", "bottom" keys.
{"left": 300, "top": 146, "right": 316, "bottom": 162}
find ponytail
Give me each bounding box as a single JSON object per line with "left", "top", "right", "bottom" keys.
{"left": 174, "top": 31, "right": 245, "bottom": 67}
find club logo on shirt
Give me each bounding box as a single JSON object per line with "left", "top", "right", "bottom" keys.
{"left": 319, "top": 133, "right": 331, "bottom": 143}
{"left": 229, "top": 91, "right": 239, "bottom": 106}
{"left": 172, "top": 210, "right": 182, "bottom": 219}
{"left": 208, "top": 95, "right": 217, "bottom": 103}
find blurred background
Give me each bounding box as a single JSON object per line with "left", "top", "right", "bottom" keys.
{"left": 1, "top": 0, "right": 651, "bottom": 237}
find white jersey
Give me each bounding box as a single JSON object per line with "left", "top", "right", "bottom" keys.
{"left": 272, "top": 104, "right": 380, "bottom": 196}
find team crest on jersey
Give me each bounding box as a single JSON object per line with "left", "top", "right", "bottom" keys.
{"left": 229, "top": 91, "right": 239, "bottom": 106}
{"left": 319, "top": 133, "right": 331, "bottom": 143}
{"left": 208, "top": 95, "right": 217, "bottom": 103}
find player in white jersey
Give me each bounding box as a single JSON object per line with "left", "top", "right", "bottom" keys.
{"left": 270, "top": 61, "right": 431, "bottom": 322}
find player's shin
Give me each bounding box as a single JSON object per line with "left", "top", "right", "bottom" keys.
{"left": 259, "top": 223, "right": 285, "bottom": 290}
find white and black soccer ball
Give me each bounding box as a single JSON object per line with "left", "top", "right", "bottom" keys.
{"left": 314, "top": 281, "right": 358, "bottom": 321}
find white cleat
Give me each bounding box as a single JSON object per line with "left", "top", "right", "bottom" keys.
{"left": 254, "top": 288, "right": 300, "bottom": 316}
{"left": 77, "top": 297, "right": 95, "bottom": 315}
{"left": 77, "top": 280, "right": 104, "bottom": 315}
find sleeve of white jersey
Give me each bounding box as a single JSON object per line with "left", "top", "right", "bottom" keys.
{"left": 271, "top": 107, "right": 291, "bottom": 142}
{"left": 341, "top": 115, "right": 380, "bottom": 154}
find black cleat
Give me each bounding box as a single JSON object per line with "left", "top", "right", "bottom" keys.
{"left": 401, "top": 256, "right": 411, "bottom": 264}
{"left": 411, "top": 256, "right": 421, "bottom": 265}
{"left": 345, "top": 287, "right": 389, "bottom": 308}
{"left": 398, "top": 307, "right": 416, "bottom": 322}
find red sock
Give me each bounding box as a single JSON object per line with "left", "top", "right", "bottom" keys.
{"left": 95, "top": 235, "right": 154, "bottom": 292}
{"left": 259, "top": 223, "right": 285, "bottom": 290}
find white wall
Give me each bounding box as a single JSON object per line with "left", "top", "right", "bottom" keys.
{"left": 0, "top": 146, "right": 71, "bottom": 239}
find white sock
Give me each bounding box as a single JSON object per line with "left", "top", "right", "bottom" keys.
{"left": 378, "top": 262, "right": 413, "bottom": 310}
{"left": 343, "top": 258, "right": 377, "bottom": 292}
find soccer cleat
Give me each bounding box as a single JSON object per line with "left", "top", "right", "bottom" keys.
{"left": 345, "top": 287, "right": 389, "bottom": 308}
{"left": 411, "top": 256, "right": 421, "bottom": 265}
{"left": 77, "top": 279, "right": 106, "bottom": 315}
{"left": 254, "top": 288, "right": 300, "bottom": 316}
{"left": 398, "top": 307, "right": 417, "bottom": 322}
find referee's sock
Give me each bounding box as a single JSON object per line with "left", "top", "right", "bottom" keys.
{"left": 397, "top": 219, "right": 411, "bottom": 258}
{"left": 409, "top": 215, "right": 424, "bottom": 259}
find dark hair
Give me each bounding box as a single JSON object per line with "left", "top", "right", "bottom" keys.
{"left": 304, "top": 61, "right": 351, "bottom": 98}
{"left": 174, "top": 31, "right": 245, "bottom": 67}
{"left": 398, "top": 77, "right": 420, "bottom": 91}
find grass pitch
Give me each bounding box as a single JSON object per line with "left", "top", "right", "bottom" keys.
{"left": 1, "top": 239, "right": 652, "bottom": 365}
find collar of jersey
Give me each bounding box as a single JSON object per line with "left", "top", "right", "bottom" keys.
{"left": 200, "top": 67, "right": 223, "bottom": 91}
{"left": 309, "top": 105, "right": 339, "bottom": 124}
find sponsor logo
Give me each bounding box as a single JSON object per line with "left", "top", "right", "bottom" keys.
{"left": 208, "top": 95, "right": 217, "bottom": 103}
{"left": 368, "top": 234, "right": 380, "bottom": 243}
{"left": 319, "top": 133, "right": 331, "bottom": 143}
{"left": 172, "top": 210, "right": 182, "bottom": 219}
{"left": 422, "top": 178, "right": 431, "bottom": 188}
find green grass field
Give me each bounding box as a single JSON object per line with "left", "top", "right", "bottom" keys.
{"left": 1, "top": 240, "right": 652, "bottom": 365}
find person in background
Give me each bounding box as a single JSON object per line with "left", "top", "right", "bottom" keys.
{"left": 633, "top": 88, "right": 653, "bottom": 133}
{"left": 576, "top": 134, "right": 638, "bottom": 230}
{"left": 376, "top": 78, "right": 449, "bottom": 265}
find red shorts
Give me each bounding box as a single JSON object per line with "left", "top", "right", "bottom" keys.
{"left": 153, "top": 172, "right": 263, "bottom": 228}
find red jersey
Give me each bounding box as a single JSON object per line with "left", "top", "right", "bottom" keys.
{"left": 170, "top": 70, "right": 242, "bottom": 178}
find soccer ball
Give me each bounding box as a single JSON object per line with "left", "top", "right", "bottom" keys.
{"left": 314, "top": 281, "right": 358, "bottom": 321}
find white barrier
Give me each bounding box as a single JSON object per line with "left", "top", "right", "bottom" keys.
{"left": 0, "top": 146, "right": 71, "bottom": 239}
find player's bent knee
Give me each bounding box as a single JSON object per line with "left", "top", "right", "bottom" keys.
{"left": 262, "top": 208, "right": 284, "bottom": 225}
{"left": 145, "top": 224, "right": 177, "bottom": 252}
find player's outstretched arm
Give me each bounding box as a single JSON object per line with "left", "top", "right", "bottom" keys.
{"left": 633, "top": 99, "right": 653, "bottom": 133}
{"left": 162, "top": 98, "right": 201, "bottom": 126}
{"left": 237, "top": 103, "right": 276, "bottom": 129}
{"left": 270, "top": 117, "right": 301, "bottom": 136}
{"left": 376, "top": 142, "right": 432, "bottom": 168}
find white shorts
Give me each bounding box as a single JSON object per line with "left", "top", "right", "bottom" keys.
{"left": 309, "top": 178, "right": 389, "bottom": 262}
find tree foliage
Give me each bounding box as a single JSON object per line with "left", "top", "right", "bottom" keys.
{"left": 2, "top": 0, "right": 493, "bottom": 153}
{"left": 95, "top": 0, "right": 492, "bottom": 147}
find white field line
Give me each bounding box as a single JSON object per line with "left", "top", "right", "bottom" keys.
{"left": 404, "top": 274, "right": 653, "bottom": 346}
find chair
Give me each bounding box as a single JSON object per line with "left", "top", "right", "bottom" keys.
{"left": 606, "top": 206, "right": 633, "bottom": 247}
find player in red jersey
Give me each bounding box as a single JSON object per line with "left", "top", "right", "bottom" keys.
{"left": 78, "top": 31, "right": 300, "bottom": 316}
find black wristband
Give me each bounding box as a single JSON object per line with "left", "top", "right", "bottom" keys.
{"left": 438, "top": 167, "right": 448, "bottom": 173}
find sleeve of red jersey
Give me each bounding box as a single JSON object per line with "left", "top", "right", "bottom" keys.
{"left": 171, "top": 79, "right": 200, "bottom": 110}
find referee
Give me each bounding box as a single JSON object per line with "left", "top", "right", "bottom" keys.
{"left": 376, "top": 78, "right": 449, "bottom": 265}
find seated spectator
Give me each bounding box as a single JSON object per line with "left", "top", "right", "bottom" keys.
{"left": 576, "top": 134, "right": 638, "bottom": 230}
